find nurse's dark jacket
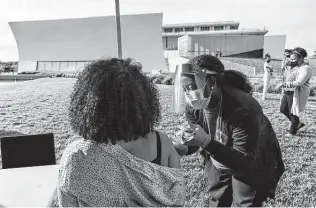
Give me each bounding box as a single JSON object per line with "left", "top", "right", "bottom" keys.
{"left": 184, "top": 86, "right": 285, "bottom": 199}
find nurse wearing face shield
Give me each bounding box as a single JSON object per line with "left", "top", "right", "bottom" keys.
{"left": 172, "top": 55, "right": 285, "bottom": 207}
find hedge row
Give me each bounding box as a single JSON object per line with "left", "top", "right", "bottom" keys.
{"left": 46, "top": 71, "right": 316, "bottom": 96}
{"left": 148, "top": 73, "right": 316, "bottom": 96}
{"left": 147, "top": 73, "right": 174, "bottom": 85}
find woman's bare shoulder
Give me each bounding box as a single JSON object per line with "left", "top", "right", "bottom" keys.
{"left": 155, "top": 130, "right": 172, "bottom": 142}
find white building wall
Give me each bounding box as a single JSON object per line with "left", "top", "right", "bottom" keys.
{"left": 10, "top": 13, "right": 167, "bottom": 73}
{"left": 263, "top": 35, "right": 286, "bottom": 60}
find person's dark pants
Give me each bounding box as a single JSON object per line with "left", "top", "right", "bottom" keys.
{"left": 280, "top": 91, "right": 300, "bottom": 134}
{"left": 204, "top": 160, "right": 266, "bottom": 207}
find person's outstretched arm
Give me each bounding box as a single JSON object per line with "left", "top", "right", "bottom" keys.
{"left": 194, "top": 111, "right": 260, "bottom": 175}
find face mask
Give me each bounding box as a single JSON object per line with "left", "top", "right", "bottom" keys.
{"left": 290, "top": 62, "right": 299, "bottom": 68}
{"left": 184, "top": 82, "right": 211, "bottom": 109}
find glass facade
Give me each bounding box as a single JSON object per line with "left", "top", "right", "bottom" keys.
{"left": 36, "top": 61, "right": 91, "bottom": 72}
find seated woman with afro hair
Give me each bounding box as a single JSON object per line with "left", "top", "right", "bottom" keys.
{"left": 52, "top": 58, "right": 185, "bottom": 207}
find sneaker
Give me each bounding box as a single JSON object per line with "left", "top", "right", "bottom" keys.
{"left": 287, "top": 123, "right": 305, "bottom": 132}
{"left": 297, "top": 122, "right": 305, "bottom": 131}
{"left": 286, "top": 129, "right": 297, "bottom": 135}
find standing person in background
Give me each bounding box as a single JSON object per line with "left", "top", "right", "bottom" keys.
{"left": 215, "top": 49, "right": 222, "bottom": 58}
{"left": 280, "top": 47, "right": 312, "bottom": 135}
{"left": 262, "top": 54, "right": 273, "bottom": 100}
{"left": 281, "top": 49, "right": 292, "bottom": 81}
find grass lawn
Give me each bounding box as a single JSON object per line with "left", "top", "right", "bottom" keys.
{"left": 1, "top": 78, "right": 316, "bottom": 206}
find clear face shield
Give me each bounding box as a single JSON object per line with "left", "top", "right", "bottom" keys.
{"left": 171, "top": 63, "right": 218, "bottom": 114}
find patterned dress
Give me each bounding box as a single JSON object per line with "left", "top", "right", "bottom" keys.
{"left": 57, "top": 139, "right": 186, "bottom": 207}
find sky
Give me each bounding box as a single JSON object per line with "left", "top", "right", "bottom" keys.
{"left": 0, "top": 0, "right": 315, "bottom": 61}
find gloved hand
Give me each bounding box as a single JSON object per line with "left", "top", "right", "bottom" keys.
{"left": 191, "top": 124, "right": 211, "bottom": 148}
{"left": 173, "top": 127, "right": 200, "bottom": 156}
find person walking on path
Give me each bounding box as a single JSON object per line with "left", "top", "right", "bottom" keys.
{"left": 280, "top": 47, "right": 312, "bottom": 135}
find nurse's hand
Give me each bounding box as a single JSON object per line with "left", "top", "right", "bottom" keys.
{"left": 173, "top": 127, "right": 200, "bottom": 156}
{"left": 173, "top": 144, "right": 189, "bottom": 156}
{"left": 192, "top": 124, "right": 211, "bottom": 147}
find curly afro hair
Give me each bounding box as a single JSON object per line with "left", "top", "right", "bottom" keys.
{"left": 293, "top": 47, "right": 308, "bottom": 58}
{"left": 68, "top": 58, "right": 161, "bottom": 144}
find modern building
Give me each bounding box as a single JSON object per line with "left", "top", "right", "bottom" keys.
{"left": 9, "top": 14, "right": 286, "bottom": 73}
{"left": 162, "top": 21, "right": 286, "bottom": 60}
{"left": 162, "top": 21, "right": 240, "bottom": 50}
{"left": 9, "top": 13, "right": 167, "bottom": 73}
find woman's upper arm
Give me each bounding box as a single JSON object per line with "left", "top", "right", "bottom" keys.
{"left": 159, "top": 132, "right": 181, "bottom": 168}
{"left": 292, "top": 65, "right": 312, "bottom": 87}
{"left": 168, "top": 145, "right": 181, "bottom": 168}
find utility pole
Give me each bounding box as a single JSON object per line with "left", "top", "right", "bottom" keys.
{"left": 115, "top": 0, "right": 122, "bottom": 58}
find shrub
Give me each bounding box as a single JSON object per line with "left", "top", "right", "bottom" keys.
{"left": 161, "top": 73, "right": 174, "bottom": 85}
{"left": 252, "top": 83, "right": 263, "bottom": 93}
{"left": 18, "top": 71, "right": 39, "bottom": 74}
{"left": 55, "top": 73, "right": 63, "bottom": 77}
{"left": 152, "top": 74, "right": 165, "bottom": 84}
{"left": 148, "top": 74, "right": 159, "bottom": 83}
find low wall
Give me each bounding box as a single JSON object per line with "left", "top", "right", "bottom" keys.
{"left": 0, "top": 75, "right": 52, "bottom": 81}
{"left": 220, "top": 59, "right": 256, "bottom": 76}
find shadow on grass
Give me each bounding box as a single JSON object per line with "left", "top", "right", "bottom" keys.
{"left": 0, "top": 130, "right": 26, "bottom": 139}
{"left": 295, "top": 131, "right": 316, "bottom": 137}
{"left": 262, "top": 97, "right": 281, "bottom": 101}
{"left": 307, "top": 98, "right": 316, "bottom": 102}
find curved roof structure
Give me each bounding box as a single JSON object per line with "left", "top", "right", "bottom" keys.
{"left": 9, "top": 13, "right": 167, "bottom": 72}
{"left": 163, "top": 21, "right": 240, "bottom": 28}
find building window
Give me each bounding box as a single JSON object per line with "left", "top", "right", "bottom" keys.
{"left": 164, "top": 28, "right": 173, "bottom": 33}
{"left": 37, "top": 61, "right": 91, "bottom": 72}
{"left": 175, "top": 28, "right": 184, "bottom": 32}
{"left": 230, "top": 25, "right": 238, "bottom": 30}
{"left": 184, "top": 27, "right": 194, "bottom": 32}
{"left": 201, "top": 26, "right": 210, "bottom": 31}
{"left": 214, "top": 26, "right": 224, "bottom": 30}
